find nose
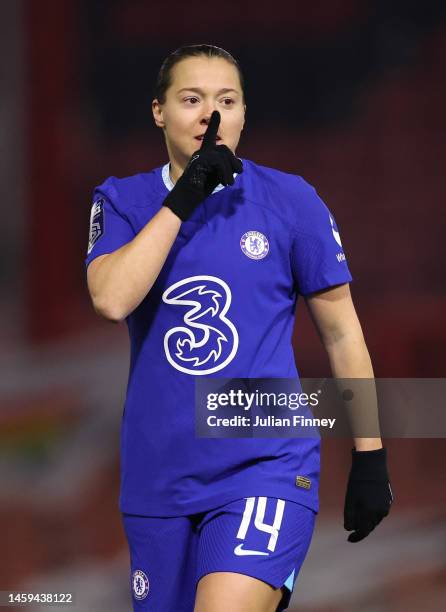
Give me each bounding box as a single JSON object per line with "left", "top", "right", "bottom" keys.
{"left": 201, "top": 106, "right": 218, "bottom": 125}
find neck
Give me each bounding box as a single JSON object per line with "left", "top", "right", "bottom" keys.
{"left": 168, "top": 159, "right": 186, "bottom": 185}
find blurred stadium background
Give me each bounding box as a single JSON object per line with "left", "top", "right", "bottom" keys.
{"left": 1, "top": 0, "right": 445, "bottom": 610}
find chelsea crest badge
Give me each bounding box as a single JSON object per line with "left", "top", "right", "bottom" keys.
{"left": 240, "top": 230, "right": 269, "bottom": 260}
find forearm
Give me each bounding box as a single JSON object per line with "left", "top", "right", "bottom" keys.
{"left": 89, "top": 207, "right": 181, "bottom": 321}
{"left": 325, "top": 332, "right": 383, "bottom": 451}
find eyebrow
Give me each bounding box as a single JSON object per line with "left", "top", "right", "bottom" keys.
{"left": 176, "top": 87, "right": 239, "bottom": 95}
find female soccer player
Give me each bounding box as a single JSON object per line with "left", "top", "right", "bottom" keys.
{"left": 85, "top": 44, "right": 392, "bottom": 612}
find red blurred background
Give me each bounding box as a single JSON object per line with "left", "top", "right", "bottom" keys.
{"left": 1, "top": 1, "right": 445, "bottom": 610}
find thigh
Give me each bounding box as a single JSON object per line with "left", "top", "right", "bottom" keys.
{"left": 195, "top": 572, "right": 283, "bottom": 612}
{"left": 122, "top": 512, "right": 199, "bottom": 611}
{"left": 195, "top": 497, "right": 316, "bottom": 612}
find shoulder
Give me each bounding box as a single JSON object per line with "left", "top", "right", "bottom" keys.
{"left": 241, "top": 158, "right": 327, "bottom": 224}
{"left": 93, "top": 167, "right": 164, "bottom": 211}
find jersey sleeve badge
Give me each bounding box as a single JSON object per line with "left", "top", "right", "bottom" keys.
{"left": 87, "top": 198, "right": 105, "bottom": 254}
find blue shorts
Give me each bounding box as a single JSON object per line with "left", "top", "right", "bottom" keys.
{"left": 122, "top": 496, "right": 316, "bottom": 611}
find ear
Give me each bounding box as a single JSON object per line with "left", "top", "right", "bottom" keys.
{"left": 152, "top": 99, "right": 165, "bottom": 128}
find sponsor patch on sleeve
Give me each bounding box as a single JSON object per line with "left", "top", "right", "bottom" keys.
{"left": 87, "top": 198, "right": 105, "bottom": 254}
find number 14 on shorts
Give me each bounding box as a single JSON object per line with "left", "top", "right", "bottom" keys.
{"left": 234, "top": 497, "right": 285, "bottom": 556}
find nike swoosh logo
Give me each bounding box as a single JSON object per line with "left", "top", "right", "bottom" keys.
{"left": 233, "top": 544, "right": 269, "bottom": 556}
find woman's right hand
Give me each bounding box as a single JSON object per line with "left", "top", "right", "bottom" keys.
{"left": 162, "top": 111, "right": 243, "bottom": 222}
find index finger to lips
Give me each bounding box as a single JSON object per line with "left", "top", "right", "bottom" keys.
{"left": 201, "top": 111, "right": 220, "bottom": 149}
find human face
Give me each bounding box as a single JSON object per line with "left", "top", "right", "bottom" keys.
{"left": 152, "top": 56, "right": 246, "bottom": 172}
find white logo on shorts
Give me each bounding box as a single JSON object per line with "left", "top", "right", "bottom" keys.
{"left": 132, "top": 569, "right": 149, "bottom": 600}
{"left": 234, "top": 543, "right": 269, "bottom": 556}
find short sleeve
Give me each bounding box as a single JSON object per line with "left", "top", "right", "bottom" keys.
{"left": 85, "top": 179, "right": 135, "bottom": 269}
{"left": 290, "top": 180, "right": 353, "bottom": 296}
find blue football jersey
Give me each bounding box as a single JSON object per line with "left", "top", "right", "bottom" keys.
{"left": 85, "top": 159, "right": 352, "bottom": 516}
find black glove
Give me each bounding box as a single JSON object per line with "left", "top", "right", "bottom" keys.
{"left": 344, "top": 447, "right": 393, "bottom": 543}
{"left": 163, "top": 110, "right": 243, "bottom": 222}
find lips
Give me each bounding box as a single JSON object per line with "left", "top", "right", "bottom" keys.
{"left": 195, "top": 135, "right": 222, "bottom": 141}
